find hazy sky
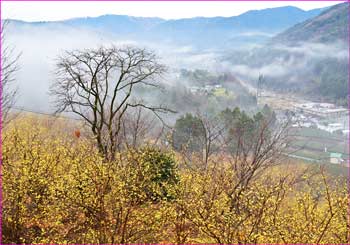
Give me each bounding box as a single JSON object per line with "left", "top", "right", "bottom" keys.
{"left": 2, "top": 1, "right": 343, "bottom": 21}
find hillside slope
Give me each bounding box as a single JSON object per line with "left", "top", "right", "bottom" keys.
{"left": 271, "top": 3, "right": 349, "bottom": 44}
{"left": 224, "top": 3, "right": 349, "bottom": 105}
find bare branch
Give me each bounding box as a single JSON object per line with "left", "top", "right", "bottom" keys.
{"left": 50, "top": 45, "right": 173, "bottom": 160}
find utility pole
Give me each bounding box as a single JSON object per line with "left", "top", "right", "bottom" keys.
{"left": 257, "top": 74, "right": 264, "bottom": 104}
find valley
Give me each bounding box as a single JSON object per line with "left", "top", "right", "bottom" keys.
{"left": 2, "top": 1, "right": 349, "bottom": 243}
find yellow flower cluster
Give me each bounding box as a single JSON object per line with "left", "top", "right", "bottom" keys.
{"left": 2, "top": 115, "right": 348, "bottom": 243}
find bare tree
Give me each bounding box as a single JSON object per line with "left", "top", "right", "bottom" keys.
{"left": 223, "top": 114, "right": 291, "bottom": 212}
{"left": 120, "top": 107, "right": 157, "bottom": 150}
{"left": 185, "top": 114, "right": 293, "bottom": 243}
{"left": 51, "top": 46, "right": 171, "bottom": 160}
{"left": 196, "top": 113, "right": 226, "bottom": 170}
{"left": 1, "top": 20, "right": 20, "bottom": 126}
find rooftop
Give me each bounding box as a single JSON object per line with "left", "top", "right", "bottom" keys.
{"left": 330, "top": 152, "right": 342, "bottom": 158}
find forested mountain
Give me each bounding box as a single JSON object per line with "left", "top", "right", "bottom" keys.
{"left": 224, "top": 3, "right": 349, "bottom": 105}
{"left": 271, "top": 3, "right": 349, "bottom": 44}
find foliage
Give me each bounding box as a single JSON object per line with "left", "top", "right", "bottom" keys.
{"left": 172, "top": 113, "right": 205, "bottom": 152}
{"left": 2, "top": 116, "right": 171, "bottom": 243}
{"left": 168, "top": 69, "right": 257, "bottom": 114}
{"left": 316, "top": 58, "right": 348, "bottom": 106}
{"left": 122, "top": 146, "right": 179, "bottom": 202}
{"left": 219, "top": 106, "right": 276, "bottom": 153}
{"left": 2, "top": 115, "right": 349, "bottom": 244}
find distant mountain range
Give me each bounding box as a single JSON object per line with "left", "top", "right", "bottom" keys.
{"left": 8, "top": 6, "right": 328, "bottom": 50}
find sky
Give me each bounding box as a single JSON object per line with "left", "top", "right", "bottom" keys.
{"left": 1, "top": 1, "right": 343, "bottom": 21}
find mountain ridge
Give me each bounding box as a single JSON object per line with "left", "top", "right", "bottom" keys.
{"left": 6, "top": 5, "right": 329, "bottom": 49}
{"left": 271, "top": 3, "right": 349, "bottom": 45}
{"left": 6, "top": 5, "right": 326, "bottom": 24}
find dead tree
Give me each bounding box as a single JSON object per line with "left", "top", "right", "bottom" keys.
{"left": 1, "top": 20, "right": 20, "bottom": 126}
{"left": 51, "top": 46, "right": 171, "bottom": 160}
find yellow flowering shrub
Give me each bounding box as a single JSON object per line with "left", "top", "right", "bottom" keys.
{"left": 2, "top": 115, "right": 349, "bottom": 244}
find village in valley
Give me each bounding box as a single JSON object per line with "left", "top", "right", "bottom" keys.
{"left": 257, "top": 91, "right": 349, "bottom": 167}
{"left": 182, "top": 74, "right": 349, "bottom": 168}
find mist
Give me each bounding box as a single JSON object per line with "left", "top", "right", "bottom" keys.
{"left": 6, "top": 3, "right": 349, "bottom": 115}
{"left": 8, "top": 22, "right": 230, "bottom": 114}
